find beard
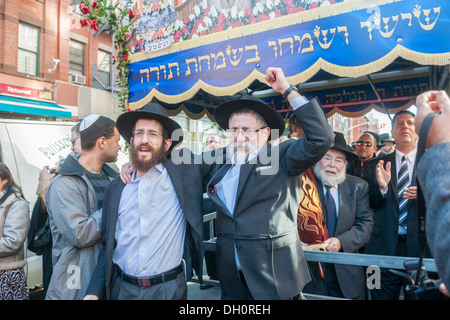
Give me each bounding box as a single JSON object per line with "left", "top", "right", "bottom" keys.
{"left": 130, "top": 142, "right": 168, "bottom": 173}
{"left": 227, "top": 141, "right": 255, "bottom": 164}
{"left": 314, "top": 163, "right": 346, "bottom": 187}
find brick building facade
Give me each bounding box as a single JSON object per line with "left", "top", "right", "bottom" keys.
{"left": 0, "top": 0, "right": 120, "bottom": 121}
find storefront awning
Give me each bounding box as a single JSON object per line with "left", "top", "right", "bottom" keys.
{"left": 0, "top": 94, "right": 72, "bottom": 118}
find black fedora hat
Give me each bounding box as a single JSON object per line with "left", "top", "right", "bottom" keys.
{"left": 331, "top": 132, "right": 358, "bottom": 161}
{"left": 380, "top": 132, "right": 395, "bottom": 143}
{"left": 214, "top": 95, "right": 285, "bottom": 137}
{"left": 116, "top": 102, "right": 183, "bottom": 149}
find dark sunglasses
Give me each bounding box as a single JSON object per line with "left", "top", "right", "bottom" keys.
{"left": 355, "top": 141, "right": 373, "bottom": 147}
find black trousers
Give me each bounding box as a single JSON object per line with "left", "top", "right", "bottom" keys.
{"left": 370, "top": 237, "right": 413, "bottom": 300}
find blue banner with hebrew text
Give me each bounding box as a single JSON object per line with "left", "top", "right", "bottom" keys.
{"left": 128, "top": 0, "right": 450, "bottom": 110}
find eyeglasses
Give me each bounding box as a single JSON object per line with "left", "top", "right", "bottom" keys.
{"left": 70, "top": 136, "right": 79, "bottom": 146}
{"left": 355, "top": 141, "right": 373, "bottom": 147}
{"left": 132, "top": 130, "right": 162, "bottom": 140}
{"left": 322, "top": 155, "right": 346, "bottom": 166}
{"left": 228, "top": 127, "right": 268, "bottom": 137}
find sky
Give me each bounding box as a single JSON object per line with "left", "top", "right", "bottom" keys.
{"left": 368, "top": 104, "right": 417, "bottom": 134}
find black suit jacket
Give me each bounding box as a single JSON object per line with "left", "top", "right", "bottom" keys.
{"left": 364, "top": 151, "right": 421, "bottom": 257}
{"left": 315, "top": 175, "right": 373, "bottom": 299}
{"left": 206, "top": 99, "right": 334, "bottom": 300}
{"left": 86, "top": 153, "right": 211, "bottom": 299}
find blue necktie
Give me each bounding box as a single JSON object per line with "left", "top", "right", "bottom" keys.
{"left": 398, "top": 155, "right": 410, "bottom": 230}
{"left": 324, "top": 185, "right": 337, "bottom": 237}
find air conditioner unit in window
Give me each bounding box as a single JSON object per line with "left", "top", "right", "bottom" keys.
{"left": 70, "top": 74, "right": 86, "bottom": 85}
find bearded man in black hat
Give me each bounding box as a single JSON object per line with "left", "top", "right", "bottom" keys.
{"left": 303, "top": 132, "right": 373, "bottom": 300}
{"left": 84, "top": 104, "right": 209, "bottom": 300}
{"left": 206, "top": 67, "right": 334, "bottom": 300}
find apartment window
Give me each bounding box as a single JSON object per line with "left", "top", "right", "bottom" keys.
{"left": 69, "top": 40, "right": 85, "bottom": 76}
{"left": 97, "top": 50, "right": 111, "bottom": 87}
{"left": 17, "top": 23, "right": 40, "bottom": 76}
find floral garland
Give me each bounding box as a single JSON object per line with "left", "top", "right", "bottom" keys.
{"left": 78, "top": 0, "right": 140, "bottom": 112}
{"left": 173, "top": 0, "right": 337, "bottom": 43}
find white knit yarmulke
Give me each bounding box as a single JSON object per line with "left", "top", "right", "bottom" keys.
{"left": 80, "top": 114, "right": 101, "bottom": 132}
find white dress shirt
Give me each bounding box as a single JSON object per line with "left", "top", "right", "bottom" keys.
{"left": 113, "top": 163, "right": 186, "bottom": 277}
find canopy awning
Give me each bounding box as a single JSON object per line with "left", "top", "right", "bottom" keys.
{"left": 0, "top": 94, "right": 72, "bottom": 118}
{"left": 128, "top": 0, "right": 449, "bottom": 118}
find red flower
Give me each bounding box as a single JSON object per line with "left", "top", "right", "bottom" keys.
{"left": 138, "top": 39, "right": 143, "bottom": 47}
{"left": 200, "top": 30, "right": 207, "bottom": 36}
{"left": 258, "top": 14, "right": 269, "bottom": 22}
{"left": 217, "top": 13, "right": 226, "bottom": 23}
{"left": 88, "top": 19, "right": 98, "bottom": 31}
{"left": 274, "top": 10, "right": 282, "bottom": 17}
{"left": 152, "top": 2, "right": 161, "bottom": 12}
{"left": 92, "top": 1, "right": 99, "bottom": 10}
{"left": 245, "top": 8, "right": 252, "bottom": 16}
{"left": 127, "top": 7, "right": 139, "bottom": 19}
{"left": 286, "top": 5, "right": 297, "bottom": 14}
{"left": 309, "top": 2, "right": 319, "bottom": 9}
{"left": 204, "top": 7, "right": 210, "bottom": 16}
{"left": 249, "top": 15, "right": 257, "bottom": 24}
{"left": 125, "top": 33, "right": 130, "bottom": 40}
{"left": 231, "top": 21, "right": 243, "bottom": 28}
{"left": 79, "top": 4, "right": 91, "bottom": 15}
{"left": 183, "top": 16, "right": 190, "bottom": 24}
{"left": 80, "top": 19, "right": 89, "bottom": 28}
{"left": 283, "top": 0, "right": 293, "bottom": 6}
{"left": 123, "top": 54, "right": 128, "bottom": 61}
{"left": 182, "top": 25, "right": 189, "bottom": 34}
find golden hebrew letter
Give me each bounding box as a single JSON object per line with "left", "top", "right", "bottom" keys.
{"left": 140, "top": 69, "right": 149, "bottom": 84}
{"left": 413, "top": 6, "right": 441, "bottom": 31}
{"left": 278, "top": 38, "right": 294, "bottom": 56}
{"left": 198, "top": 55, "right": 211, "bottom": 72}
{"left": 300, "top": 33, "right": 314, "bottom": 54}
{"left": 211, "top": 52, "right": 227, "bottom": 70}
{"left": 314, "top": 26, "right": 336, "bottom": 50}
{"left": 337, "top": 26, "right": 349, "bottom": 45}
{"left": 167, "top": 62, "right": 180, "bottom": 80}
{"left": 360, "top": 21, "right": 374, "bottom": 40}
{"left": 357, "top": 90, "right": 366, "bottom": 101}
{"left": 150, "top": 67, "right": 159, "bottom": 81}
{"left": 244, "top": 45, "right": 261, "bottom": 64}
{"left": 185, "top": 58, "right": 198, "bottom": 76}
{"left": 159, "top": 65, "right": 167, "bottom": 80}
{"left": 268, "top": 41, "right": 278, "bottom": 58}
{"left": 226, "top": 45, "right": 244, "bottom": 67}
{"left": 378, "top": 15, "right": 399, "bottom": 38}
{"left": 393, "top": 86, "right": 403, "bottom": 97}
{"left": 401, "top": 13, "right": 412, "bottom": 26}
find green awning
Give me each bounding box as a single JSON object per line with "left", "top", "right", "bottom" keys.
{"left": 0, "top": 94, "right": 72, "bottom": 118}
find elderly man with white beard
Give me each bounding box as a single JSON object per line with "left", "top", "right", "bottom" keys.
{"left": 303, "top": 131, "right": 373, "bottom": 300}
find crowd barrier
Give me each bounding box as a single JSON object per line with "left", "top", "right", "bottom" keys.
{"left": 194, "top": 212, "right": 438, "bottom": 300}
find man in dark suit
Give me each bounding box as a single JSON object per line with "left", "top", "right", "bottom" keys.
{"left": 365, "top": 110, "right": 421, "bottom": 300}
{"left": 84, "top": 104, "right": 211, "bottom": 300}
{"left": 206, "top": 67, "right": 334, "bottom": 300}
{"left": 303, "top": 132, "right": 373, "bottom": 300}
